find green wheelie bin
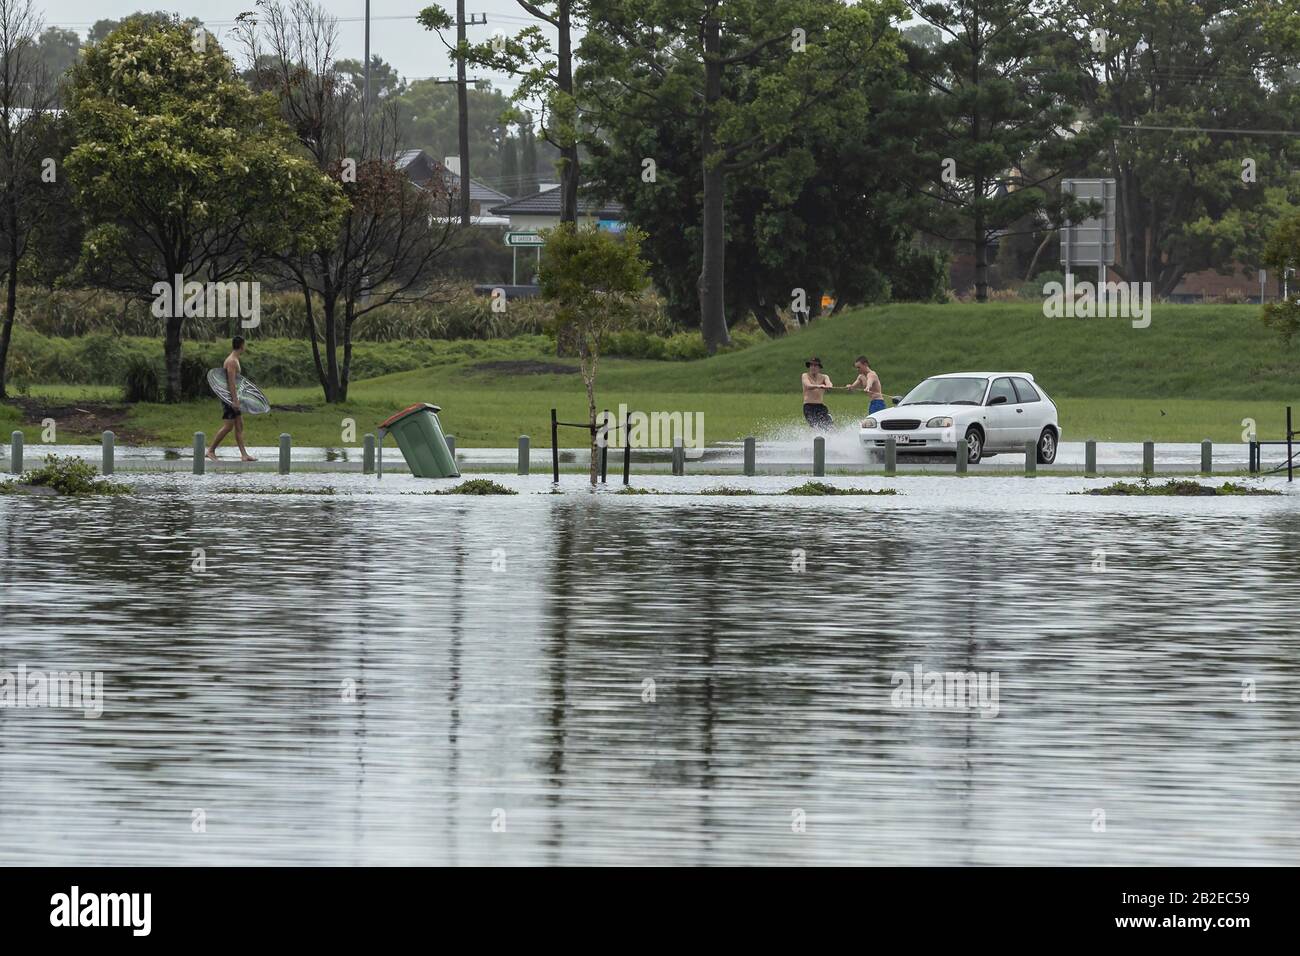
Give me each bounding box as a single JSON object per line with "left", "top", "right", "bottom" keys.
{"left": 378, "top": 403, "right": 460, "bottom": 478}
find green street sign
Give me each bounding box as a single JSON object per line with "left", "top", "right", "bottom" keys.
{"left": 505, "top": 231, "right": 544, "bottom": 247}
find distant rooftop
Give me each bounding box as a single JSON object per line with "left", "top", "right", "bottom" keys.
{"left": 395, "top": 148, "right": 510, "bottom": 205}
{"left": 489, "top": 185, "right": 624, "bottom": 219}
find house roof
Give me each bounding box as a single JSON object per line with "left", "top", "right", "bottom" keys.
{"left": 395, "top": 149, "right": 509, "bottom": 204}
{"left": 489, "top": 185, "right": 624, "bottom": 219}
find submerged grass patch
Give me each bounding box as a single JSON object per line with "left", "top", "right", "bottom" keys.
{"left": 433, "top": 478, "right": 517, "bottom": 495}
{"left": 0, "top": 455, "right": 130, "bottom": 496}
{"left": 1081, "top": 479, "right": 1281, "bottom": 496}
{"left": 784, "top": 481, "right": 899, "bottom": 496}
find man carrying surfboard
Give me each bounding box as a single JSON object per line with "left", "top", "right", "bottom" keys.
{"left": 207, "top": 336, "right": 257, "bottom": 462}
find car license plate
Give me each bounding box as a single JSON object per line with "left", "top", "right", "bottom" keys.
{"left": 895, "top": 436, "right": 913, "bottom": 443}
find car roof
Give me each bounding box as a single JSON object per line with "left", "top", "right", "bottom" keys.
{"left": 928, "top": 372, "right": 1035, "bottom": 381}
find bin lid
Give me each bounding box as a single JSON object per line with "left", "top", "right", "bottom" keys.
{"left": 378, "top": 403, "right": 442, "bottom": 429}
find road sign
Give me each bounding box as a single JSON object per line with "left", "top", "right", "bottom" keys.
{"left": 1061, "top": 178, "right": 1116, "bottom": 268}
{"left": 505, "top": 231, "right": 544, "bottom": 247}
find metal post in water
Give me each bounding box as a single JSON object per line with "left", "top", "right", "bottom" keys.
{"left": 622, "top": 415, "right": 631, "bottom": 486}
{"left": 363, "top": 434, "right": 375, "bottom": 474}
{"left": 9, "top": 430, "right": 22, "bottom": 475}
{"left": 600, "top": 409, "right": 609, "bottom": 484}
{"left": 518, "top": 436, "right": 530, "bottom": 476}
{"left": 445, "top": 435, "right": 456, "bottom": 459}
{"left": 1085, "top": 440, "right": 1097, "bottom": 476}
{"left": 672, "top": 436, "right": 684, "bottom": 476}
{"left": 1279, "top": 405, "right": 1289, "bottom": 486}
{"left": 1142, "top": 440, "right": 1154, "bottom": 476}
{"left": 885, "top": 437, "right": 896, "bottom": 475}
{"left": 1200, "top": 440, "right": 1212, "bottom": 476}
{"left": 1024, "top": 440, "right": 1036, "bottom": 476}
{"left": 813, "top": 436, "right": 825, "bottom": 477}
{"left": 743, "top": 437, "right": 756, "bottom": 476}
{"left": 192, "top": 432, "right": 204, "bottom": 475}
{"left": 551, "top": 408, "right": 559, "bottom": 483}
{"left": 955, "top": 436, "right": 967, "bottom": 474}
{"left": 377, "top": 428, "right": 385, "bottom": 479}
{"left": 102, "top": 431, "right": 115, "bottom": 475}
{"left": 279, "top": 433, "right": 291, "bottom": 474}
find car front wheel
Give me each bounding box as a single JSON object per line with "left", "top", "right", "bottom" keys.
{"left": 1036, "top": 427, "right": 1058, "bottom": 464}
{"left": 964, "top": 427, "right": 983, "bottom": 464}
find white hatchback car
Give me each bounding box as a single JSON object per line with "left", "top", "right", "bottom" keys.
{"left": 859, "top": 372, "right": 1060, "bottom": 464}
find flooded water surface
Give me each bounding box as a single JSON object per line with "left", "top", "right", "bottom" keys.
{"left": 2, "top": 474, "right": 1298, "bottom": 865}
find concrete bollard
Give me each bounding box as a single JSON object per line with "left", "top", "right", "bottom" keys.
{"left": 279, "top": 434, "right": 291, "bottom": 474}
{"left": 743, "top": 437, "right": 756, "bottom": 476}
{"left": 10, "top": 430, "right": 22, "bottom": 475}
{"left": 884, "top": 437, "right": 896, "bottom": 475}
{"left": 193, "top": 433, "right": 205, "bottom": 475}
{"left": 102, "top": 431, "right": 115, "bottom": 476}
{"left": 1025, "top": 440, "right": 1037, "bottom": 476}
{"left": 445, "top": 435, "right": 456, "bottom": 459}
{"left": 363, "top": 434, "right": 375, "bottom": 474}
{"left": 813, "top": 436, "right": 825, "bottom": 477}
{"left": 518, "top": 436, "right": 530, "bottom": 475}
{"left": 672, "top": 437, "right": 685, "bottom": 476}
{"left": 1200, "top": 439, "right": 1212, "bottom": 475}
{"left": 1142, "top": 440, "right": 1154, "bottom": 476}
{"left": 1085, "top": 439, "right": 1097, "bottom": 475}
{"left": 955, "top": 436, "right": 968, "bottom": 474}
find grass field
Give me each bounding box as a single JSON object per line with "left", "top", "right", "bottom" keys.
{"left": 4, "top": 302, "right": 1299, "bottom": 446}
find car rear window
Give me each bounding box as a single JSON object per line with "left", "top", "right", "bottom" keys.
{"left": 988, "top": 377, "right": 1017, "bottom": 404}
{"left": 1012, "top": 378, "right": 1041, "bottom": 402}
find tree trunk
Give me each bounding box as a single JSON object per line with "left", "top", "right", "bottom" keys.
{"left": 164, "top": 314, "right": 183, "bottom": 403}
{"left": 0, "top": 241, "right": 18, "bottom": 399}
{"left": 557, "top": 2, "right": 579, "bottom": 224}
{"left": 697, "top": 16, "right": 730, "bottom": 354}
{"left": 321, "top": 291, "right": 342, "bottom": 402}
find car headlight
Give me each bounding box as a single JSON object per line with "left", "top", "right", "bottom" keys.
{"left": 926, "top": 416, "right": 953, "bottom": 428}
{"left": 861, "top": 417, "right": 877, "bottom": 429}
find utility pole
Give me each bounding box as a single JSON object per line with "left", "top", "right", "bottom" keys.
{"left": 363, "top": 0, "right": 371, "bottom": 157}
{"left": 456, "top": 2, "right": 472, "bottom": 225}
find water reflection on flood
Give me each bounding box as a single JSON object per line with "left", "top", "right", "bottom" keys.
{"left": 1, "top": 479, "right": 1299, "bottom": 865}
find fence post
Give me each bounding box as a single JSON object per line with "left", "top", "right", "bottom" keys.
{"left": 363, "top": 434, "right": 375, "bottom": 474}
{"left": 1142, "top": 440, "right": 1154, "bottom": 476}
{"left": 102, "top": 431, "right": 115, "bottom": 476}
{"left": 445, "top": 435, "right": 456, "bottom": 459}
{"left": 885, "top": 437, "right": 896, "bottom": 475}
{"left": 813, "top": 436, "right": 825, "bottom": 477}
{"left": 1085, "top": 439, "right": 1097, "bottom": 476}
{"left": 743, "top": 437, "right": 756, "bottom": 476}
{"left": 1200, "top": 439, "right": 1212, "bottom": 476}
{"left": 1024, "top": 440, "right": 1036, "bottom": 476}
{"left": 9, "top": 430, "right": 22, "bottom": 475}
{"left": 551, "top": 408, "right": 560, "bottom": 483}
{"left": 672, "top": 436, "right": 685, "bottom": 476}
{"left": 279, "top": 433, "right": 291, "bottom": 475}
{"left": 518, "top": 436, "right": 530, "bottom": 476}
{"left": 192, "top": 432, "right": 205, "bottom": 475}
{"left": 955, "top": 436, "right": 967, "bottom": 474}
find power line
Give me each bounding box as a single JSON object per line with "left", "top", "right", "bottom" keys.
{"left": 1119, "top": 124, "right": 1299, "bottom": 136}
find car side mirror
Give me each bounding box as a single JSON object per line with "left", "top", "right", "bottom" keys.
{"left": 987, "top": 395, "right": 1007, "bottom": 406}
{"left": 891, "top": 395, "right": 902, "bottom": 406}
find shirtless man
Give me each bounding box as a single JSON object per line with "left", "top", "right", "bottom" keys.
{"left": 207, "top": 336, "right": 257, "bottom": 462}
{"left": 844, "top": 355, "right": 886, "bottom": 415}
{"left": 801, "top": 357, "right": 834, "bottom": 431}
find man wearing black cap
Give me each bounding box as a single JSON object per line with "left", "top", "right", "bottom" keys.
{"left": 801, "top": 357, "right": 834, "bottom": 431}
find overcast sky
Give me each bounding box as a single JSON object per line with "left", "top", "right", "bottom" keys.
{"left": 40, "top": 0, "right": 551, "bottom": 92}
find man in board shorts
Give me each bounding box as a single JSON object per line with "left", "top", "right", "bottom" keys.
{"left": 801, "top": 357, "right": 834, "bottom": 431}
{"left": 844, "top": 355, "right": 887, "bottom": 415}
{"left": 206, "top": 336, "right": 257, "bottom": 462}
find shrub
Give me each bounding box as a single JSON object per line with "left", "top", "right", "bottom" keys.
{"left": 180, "top": 356, "right": 210, "bottom": 401}
{"left": 122, "top": 356, "right": 161, "bottom": 403}
{"left": 435, "top": 478, "right": 517, "bottom": 495}
{"left": 2, "top": 455, "right": 130, "bottom": 496}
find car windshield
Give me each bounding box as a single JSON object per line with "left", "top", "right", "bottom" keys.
{"left": 900, "top": 377, "right": 988, "bottom": 406}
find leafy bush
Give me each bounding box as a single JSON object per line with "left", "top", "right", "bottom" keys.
{"left": 180, "top": 356, "right": 210, "bottom": 400}
{"left": 122, "top": 355, "right": 161, "bottom": 402}
{"left": 0, "top": 455, "right": 130, "bottom": 496}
